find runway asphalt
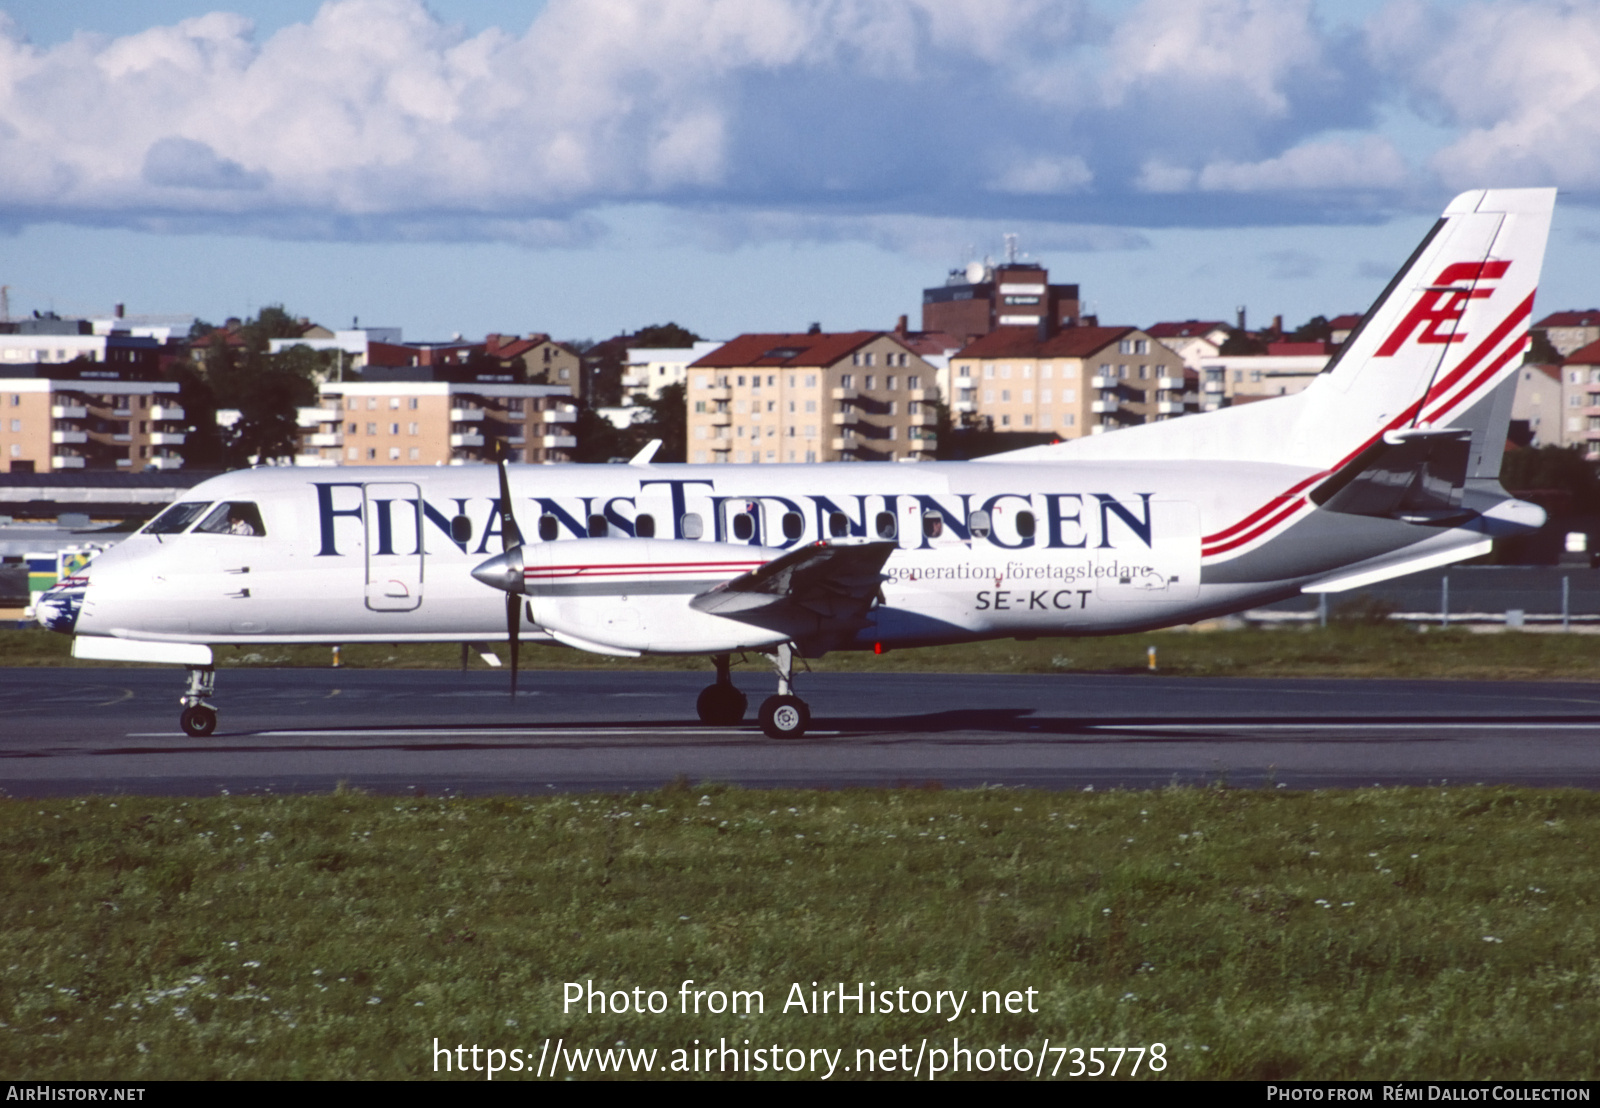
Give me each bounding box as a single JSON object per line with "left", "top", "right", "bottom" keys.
{"left": 6, "top": 666, "right": 1600, "bottom": 795}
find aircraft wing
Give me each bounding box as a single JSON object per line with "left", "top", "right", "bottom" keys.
{"left": 688, "top": 539, "right": 897, "bottom": 653}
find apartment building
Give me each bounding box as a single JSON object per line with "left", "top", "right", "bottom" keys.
{"left": 921, "top": 262, "right": 1080, "bottom": 346}
{"left": 947, "top": 326, "right": 1189, "bottom": 437}
{"left": 0, "top": 364, "right": 184, "bottom": 473}
{"left": 484, "top": 333, "right": 582, "bottom": 386}
{"left": 621, "top": 341, "right": 725, "bottom": 402}
{"left": 1534, "top": 311, "right": 1600, "bottom": 359}
{"left": 293, "top": 368, "right": 577, "bottom": 467}
{"left": 1195, "top": 342, "right": 1332, "bottom": 411}
{"left": 686, "top": 332, "right": 937, "bottom": 463}
{"left": 1146, "top": 320, "right": 1231, "bottom": 371}
{"left": 1559, "top": 341, "right": 1600, "bottom": 461}
{"left": 1511, "top": 363, "right": 1564, "bottom": 447}
{"left": 266, "top": 326, "right": 402, "bottom": 373}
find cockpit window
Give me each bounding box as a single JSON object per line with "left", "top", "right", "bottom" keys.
{"left": 196, "top": 501, "right": 267, "bottom": 537}
{"left": 143, "top": 501, "right": 213, "bottom": 535}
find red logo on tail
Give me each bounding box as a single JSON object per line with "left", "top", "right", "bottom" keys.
{"left": 1375, "top": 261, "right": 1509, "bottom": 356}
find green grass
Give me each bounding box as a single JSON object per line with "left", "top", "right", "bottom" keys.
{"left": 7, "top": 623, "right": 1600, "bottom": 681}
{"left": 4, "top": 785, "right": 1599, "bottom": 1080}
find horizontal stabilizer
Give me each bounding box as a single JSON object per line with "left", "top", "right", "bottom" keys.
{"left": 1303, "top": 538, "right": 1493, "bottom": 594}
{"left": 1310, "top": 428, "right": 1474, "bottom": 525}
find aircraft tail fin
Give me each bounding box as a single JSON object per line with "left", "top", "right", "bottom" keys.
{"left": 1300, "top": 187, "right": 1553, "bottom": 464}
{"left": 987, "top": 188, "right": 1555, "bottom": 472}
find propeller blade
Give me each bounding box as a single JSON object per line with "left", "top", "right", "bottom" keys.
{"left": 495, "top": 439, "right": 522, "bottom": 551}
{"left": 506, "top": 592, "right": 520, "bottom": 698}
{"left": 493, "top": 442, "right": 525, "bottom": 698}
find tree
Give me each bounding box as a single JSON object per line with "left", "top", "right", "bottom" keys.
{"left": 166, "top": 361, "right": 225, "bottom": 469}
{"left": 571, "top": 403, "right": 635, "bottom": 463}
{"left": 240, "top": 304, "right": 309, "bottom": 350}
{"left": 1289, "top": 315, "right": 1331, "bottom": 344}
{"left": 630, "top": 381, "right": 687, "bottom": 462}
{"left": 1218, "top": 329, "right": 1269, "bottom": 355}
{"left": 631, "top": 322, "right": 702, "bottom": 348}
{"left": 1501, "top": 444, "right": 1600, "bottom": 516}
{"left": 179, "top": 306, "right": 325, "bottom": 467}
{"left": 1526, "top": 330, "right": 1562, "bottom": 364}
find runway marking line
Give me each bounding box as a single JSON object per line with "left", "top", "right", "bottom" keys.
{"left": 127, "top": 728, "right": 845, "bottom": 739}
{"left": 1098, "top": 722, "right": 1600, "bottom": 731}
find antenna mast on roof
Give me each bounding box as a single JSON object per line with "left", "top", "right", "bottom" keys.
{"left": 0, "top": 286, "right": 9, "bottom": 324}
{"left": 1004, "top": 233, "right": 1019, "bottom": 265}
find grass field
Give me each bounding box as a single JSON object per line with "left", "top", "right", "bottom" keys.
{"left": 3, "top": 784, "right": 1598, "bottom": 1080}
{"left": 7, "top": 622, "right": 1600, "bottom": 681}
{"left": 6, "top": 622, "right": 1599, "bottom": 1081}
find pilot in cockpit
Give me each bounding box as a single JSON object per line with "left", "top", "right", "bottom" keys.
{"left": 192, "top": 501, "right": 266, "bottom": 537}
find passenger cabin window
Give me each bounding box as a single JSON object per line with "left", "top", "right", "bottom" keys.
{"left": 968, "top": 509, "right": 992, "bottom": 539}
{"left": 828, "top": 512, "right": 849, "bottom": 538}
{"left": 923, "top": 512, "right": 944, "bottom": 539}
{"left": 782, "top": 511, "right": 803, "bottom": 540}
{"left": 196, "top": 501, "right": 266, "bottom": 537}
{"left": 143, "top": 501, "right": 212, "bottom": 535}
{"left": 681, "top": 513, "right": 704, "bottom": 540}
{"left": 635, "top": 513, "right": 656, "bottom": 538}
{"left": 538, "top": 515, "right": 559, "bottom": 542}
{"left": 731, "top": 512, "right": 754, "bottom": 541}
{"left": 875, "top": 511, "right": 897, "bottom": 539}
{"left": 588, "top": 514, "right": 608, "bottom": 538}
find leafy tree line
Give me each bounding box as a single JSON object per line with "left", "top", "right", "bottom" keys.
{"left": 172, "top": 306, "right": 329, "bottom": 469}
{"left": 566, "top": 322, "right": 699, "bottom": 462}
{"left": 170, "top": 310, "right": 698, "bottom": 468}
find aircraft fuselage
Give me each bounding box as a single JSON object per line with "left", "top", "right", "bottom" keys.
{"left": 66, "top": 456, "right": 1372, "bottom": 652}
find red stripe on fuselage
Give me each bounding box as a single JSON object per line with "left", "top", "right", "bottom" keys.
{"left": 1200, "top": 295, "right": 1531, "bottom": 559}
{"left": 526, "top": 560, "right": 765, "bottom": 580}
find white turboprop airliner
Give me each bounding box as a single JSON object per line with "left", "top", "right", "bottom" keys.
{"left": 39, "top": 188, "right": 1554, "bottom": 739}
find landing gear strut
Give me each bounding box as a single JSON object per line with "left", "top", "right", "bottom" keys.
{"left": 696, "top": 653, "right": 748, "bottom": 724}
{"left": 758, "top": 642, "right": 810, "bottom": 739}
{"left": 179, "top": 666, "right": 217, "bottom": 737}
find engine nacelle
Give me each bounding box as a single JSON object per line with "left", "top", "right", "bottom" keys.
{"left": 475, "top": 537, "right": 792, "bottom": 655}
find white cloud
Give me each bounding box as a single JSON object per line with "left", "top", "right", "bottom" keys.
{"left": 1370, "top": 0, "right": 1600, "bottom": 190}
{"left": 1102, "top": 0, "right": 1332, "bottom": 118}
{"left": 1196, "top": 135, "right": 1412, "bottom": 191}
{"left": 1134, "top": 161, "right": 1197, "bottom": 194}
{"left": 989, "top": 154, "right": 1093, "bottom": 195}
{"left": 142, "top": 136, "right": 269, "bottom": 190}
{"left": 0, "top": 0, "right": 1586, "bottom": 240}
{"left": 670, "top": 207, "right": 1148, "bottom": 260}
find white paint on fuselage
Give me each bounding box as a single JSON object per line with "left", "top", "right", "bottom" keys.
{"left": 70, "top": 458, "right": 1337, "bottom": 652}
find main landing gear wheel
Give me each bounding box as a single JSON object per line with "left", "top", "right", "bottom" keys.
{"left": 697, "top": 653, "right": 747, "bottom": 725}
{"left": 696, "top": 684, "right": 748, "bottom": 725}
{"left": 180, "top": 705, "right": 217, "bottom": 738}
{"left": 759, "top": 695, "right": 810, "bottom": 739}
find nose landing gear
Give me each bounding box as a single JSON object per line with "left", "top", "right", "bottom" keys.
{"left": 179, "top": 666, "right": 218, "bottom": 737}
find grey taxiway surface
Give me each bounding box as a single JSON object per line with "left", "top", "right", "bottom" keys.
{"left": 7, "top": 666, "right": 1600, "bottom": 796}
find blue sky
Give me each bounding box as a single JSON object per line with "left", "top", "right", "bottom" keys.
{"left": 2, "top": 1, "right": 1598, "bottom": 342}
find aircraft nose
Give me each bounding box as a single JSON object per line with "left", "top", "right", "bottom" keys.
{"left": 35, "top": 579, "right": 87, "bottom": 634}
{"left": 471, "top": 549, "right": 525, "bottom": 595}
